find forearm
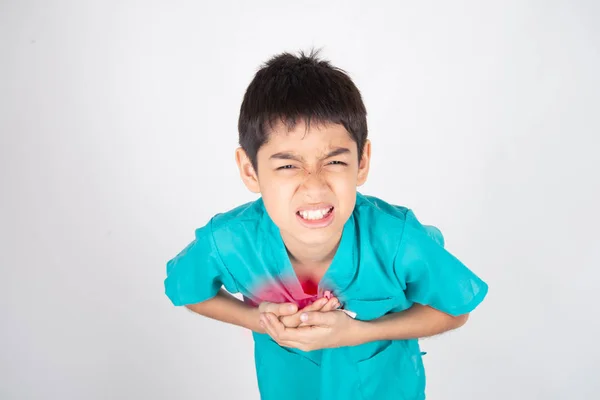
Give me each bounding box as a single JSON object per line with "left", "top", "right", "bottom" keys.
{"left": 355, "top": 304, "right": 468, "bottom": 343}
{"left": 185, "top": 289, "right": 264, "bottom": 334}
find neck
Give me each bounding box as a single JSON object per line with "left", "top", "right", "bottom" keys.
{"left": 281, "top": 230, "right": 343, "bottom": 267}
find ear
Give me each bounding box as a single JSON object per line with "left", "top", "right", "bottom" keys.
{"left": 235, "top": 148, "right": 261, "bottom": 193}
{"left": 357, "top": 140, "right": 371, "bottom": 186}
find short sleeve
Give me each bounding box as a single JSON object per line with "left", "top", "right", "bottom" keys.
{"left": 395, "top": 210, "right": 488, "bottom": 316}
{"left": 164, "top": 219, "right": 238, "bottom": 306}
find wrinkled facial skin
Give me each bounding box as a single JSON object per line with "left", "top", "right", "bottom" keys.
{"left": 236, "top": 121, "right": 371, "bottom": 250}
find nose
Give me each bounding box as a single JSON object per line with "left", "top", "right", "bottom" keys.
{"left": 300, "top": 170, "right": 328, "bottom": 199}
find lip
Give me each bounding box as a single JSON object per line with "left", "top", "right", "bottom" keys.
{"left": 295, "top": 205, "right": 335, "bottom": 229}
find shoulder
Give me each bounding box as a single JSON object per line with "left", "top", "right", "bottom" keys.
{"left": 354, "top": 193, "right": 444, "bottom": 246}
{"left": 195, "top": 198, "right": 265, "bottom": 238}
{"left": 351, "top": 193, "right": 410, "bottom": 256}
{"left": 355, "top": 193, "right": 410, "bottom": 217}
{"left": 354, "top": 193, "right": 410, "bottom": 227}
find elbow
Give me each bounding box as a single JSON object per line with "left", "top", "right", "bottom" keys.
{"left": 452, "top": 313, "right": 469, "bottom": 328}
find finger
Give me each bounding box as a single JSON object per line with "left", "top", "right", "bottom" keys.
{"left": 259, "top": 301, "right": 298, "bottom": 317}
{"left": 259, "top": 313, "right": 270, "bottom": 334}
{"left": 302, "top": 297, "right": 329, "bottom": 312}
{"left": 280, "top": 298, "right": 329, "bottom": 328}
{"left": 295, "top": 298, "right": 338, "bottom": 327}
{"left": 295, "top": 298, "right": 339, "bottom": 326}
{"left": 265, "top": 312, "right": 288, "bottom": 340}
{"left": 267, "top": 313, "right": 311, "bottom": 345}
{"left": 299, "top": 311, "right": 336, "bottom": 327}
{"left": 320, "top": 297, "right": 340, "bottom": 312}
{"left": 279, "top": 313, "right": 301, "bottom": 328}
{"left": 260, "top": 314, "right": 279, "bottom": 341}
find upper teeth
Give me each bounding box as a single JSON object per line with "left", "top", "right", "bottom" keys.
{"left": 299, "top": 208, "right": 331, "bottom": 220}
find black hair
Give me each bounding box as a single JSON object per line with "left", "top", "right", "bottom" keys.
{"left": 238, "top": 49, "right": 368, "bottom": 170}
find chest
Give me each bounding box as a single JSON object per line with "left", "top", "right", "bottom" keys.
{"left": 291, "top": 262, "right": 330, "bottom": 296}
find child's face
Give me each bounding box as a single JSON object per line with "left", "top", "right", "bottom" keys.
{"left": 236, "top": 121, "right": 371, "bottom": 248}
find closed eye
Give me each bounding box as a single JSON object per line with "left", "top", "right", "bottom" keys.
{"left": 276, "top": 165, "right": 296, "bottom": 170}
{"left": 327, "top": 161, "right": 347, "bottom": 166}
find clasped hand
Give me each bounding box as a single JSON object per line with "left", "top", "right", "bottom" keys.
{"left": 258, "top": 296, "right": 357, "bottom": 352}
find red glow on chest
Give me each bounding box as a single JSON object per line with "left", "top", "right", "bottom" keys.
{"left": 298, "top": 277, "right": 319, "bottom": 296}
{"left": 250, "top": 276, "right": 326, "bottom": 309}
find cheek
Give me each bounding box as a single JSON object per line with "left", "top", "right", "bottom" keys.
{"left": 262, "top": 179, "right": 296, "bottom": 200}
{"left": 326, "top": 172, "right": 357, "bottom": 213}
{"left": 260, "top": 181, "right": 296, "bottom": 222}
{"left": 327, "top": 170, "right": 357, "bottom": 194}
{"left": 259, "top": 171, "right": 295, "bottom": 193}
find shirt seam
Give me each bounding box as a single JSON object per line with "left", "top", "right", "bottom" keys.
{"left": 209, "top": 200, "right": 265, "bottom": 235}
{"left": 208, "top": 217, "right": 240, "bottom": 293}
{"left": 354, "top": 195, "right": 412, "bottom": 285}
{"left": 355, "top": 194, "right": 410, "bottom": 224}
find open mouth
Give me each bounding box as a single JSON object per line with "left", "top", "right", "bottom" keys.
{"left": 296, "top": 206, "right": 334, "bottom": 221}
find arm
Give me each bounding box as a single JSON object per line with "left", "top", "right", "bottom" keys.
{"left": 354, "top": 303, "right": 469, "bottom": 343}
{"left": 184, "top": 289, "right": 336, "bottom": 333}
{"left": 185, "top": 289, "right": 266, "bottom": 333}
{"left": 259, "top": 303, "right": 469, "bottom": 351}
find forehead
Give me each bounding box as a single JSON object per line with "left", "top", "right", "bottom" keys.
{"left": 260, "top": 121, "right": 357, "bottom": 156}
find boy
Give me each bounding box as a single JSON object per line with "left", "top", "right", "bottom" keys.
{"left": 164, "top": 50, "right": 488, "bottom": 400}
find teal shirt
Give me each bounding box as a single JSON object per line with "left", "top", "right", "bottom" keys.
{"left": 164, "top": 193, "right": 489, "bottom": 400}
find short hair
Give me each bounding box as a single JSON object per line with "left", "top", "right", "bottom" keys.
{"left": 238, "top": 50, "right": 368, "bottom": 170}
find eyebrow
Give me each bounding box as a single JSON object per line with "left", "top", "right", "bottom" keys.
{"left": 324, "top": 147, "right": 351, "bottom": 158}
{"left": 269, "top": 147, "right": 351, "bottom": 162}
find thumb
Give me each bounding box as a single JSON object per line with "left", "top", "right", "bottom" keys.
{"left": 276, "top": 302, "right": 298, "bottom": 316}
{"left": 299, "top": 311, "right": 333, "bottom": 326}
{"left": 259, "top": 301, "right": 298, "bottom": 316}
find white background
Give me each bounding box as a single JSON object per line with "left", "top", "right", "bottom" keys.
{"left": 1, "top": 1, "right": 599, "bottom": 399}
